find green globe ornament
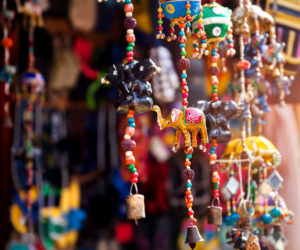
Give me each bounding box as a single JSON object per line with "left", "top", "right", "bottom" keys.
{"left": 202, "top": 2, "right": 232, "bottom": 43}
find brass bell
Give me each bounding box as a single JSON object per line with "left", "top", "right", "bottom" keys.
{"left": 185, "top": 225, "right": 204, "bottom": 249}
{"left": 207, "top": 205, "right": 223, "bottom": 225}
{"left": 126, "top": 184, "right": 145, "bottom": 224}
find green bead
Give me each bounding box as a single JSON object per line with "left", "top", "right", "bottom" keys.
{"left": 186, "top": 10, "right": 191, "bottom": 15}
{"left": 158, "top": 20, "right": 163, "bottom": 25}
{"left": 212, "top": 85, "right": 217, "bottom": 89}
{"left": 128, "top": 42, "right": 135, "bottom": 47}
{"left": 130, "top": 168, "right": 137, "bottom": 173}
{"left": 213, "top": 183, "right": 219, "bottom": 189}
{"left": 126, "top": 46, "right": 133, "bottom": 51}
{"left": 212, "top": 89, "right": 218, "bottom": 93}
{"left": 128, "top": 164, "right": 135, "bottom": 170}
{"left": 180, "top": 50, "right": 186, "bottom": 56}
{"left": 170, "top": 22, "right": 175, "bottom": 27}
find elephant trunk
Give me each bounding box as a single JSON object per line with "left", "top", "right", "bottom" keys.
{"left": 152, "top": 105, "right": 165, "bottom": 130}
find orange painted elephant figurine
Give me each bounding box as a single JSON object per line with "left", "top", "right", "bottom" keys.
{"left": 152, "top": 105, "right": 208, "bottom": 152}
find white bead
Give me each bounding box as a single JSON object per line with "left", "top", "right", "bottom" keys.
{"left": 126, "top": 12, "right": 132, "bottom": 17}
{"left": 125, "top": 151, "right": 133, "bottom": 157}
{"left": 127, "top": 29, "right": 133, "bottom": 34}
{"left": 124, "top": 134, "right": 131, "bottom": 140}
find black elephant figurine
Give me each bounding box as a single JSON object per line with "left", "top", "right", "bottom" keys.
{"left": 197, "top": 100, "right": 238, "bottom": 143}
{"left": 104, "top": 59, "right": 159, "bottom": 114}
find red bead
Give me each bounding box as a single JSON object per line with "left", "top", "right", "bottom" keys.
{"left": 182, "top": 93, "right": 188, "bottom": 98}
{"left": 202, "top": 35, "right": 207, "bottom": 40}
{"left": 186, "top": 16, "right": 191, "bottom": 21}
{"left": 131, "top": 178, "right": 138, "bottom": 183}
{"left": 127, "top": 57, "right": 134, "bottom": 62}
{"left": 188, "top": 210, "right": 194, "bottom": 216}
{"left": 132, "top": 172, "right": 139, "bottom": 178}
{"left": 158, "top": 26, "right": 163, "bottom": 31}
{"left": 213, "top": 97, "right": 219, "bottom": 102}
{"left": 125, "top": 126, "right": 135, "bottom": 136}
{"left": 126, "top": 34, "right": 135, "bottom": 43}
{"left": 124, "top": 3, "right": 134, "bottom": 12}
{"left": 126, "top": 51, "right": 133, "bottom": 57}
{"left": 125, "top": 156, "right": 135, "bottom": 165}
{"left": 211, "top": 56, "right": 218, "bottom": 63}
{"left": 182, "top": 100, "right": 188, "bottom": 106}
{"left": 212, "top": 93, "right": 218, "bottom": 98}
{"left": 237, "top": 60, "right": 251, "bottom": 70}
{"left": 181, "top": 81, "right": 187, "bottom": 87}
{"left": 170, "top": 28, "right": 175, "bottom": 33}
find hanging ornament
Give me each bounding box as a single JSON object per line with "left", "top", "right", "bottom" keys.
{"left": 1, "top": 0, "right": 16, "bottom": 128}
{"left": 99, "top": 0, "right": 160, "bottom": 224}
{"left": 156, "top": 0, "right": 202, "bottom": 40}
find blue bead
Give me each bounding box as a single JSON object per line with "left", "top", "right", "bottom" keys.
{"left": 231, "top": 212, "right": 240, "bottom": 223}
{"left": 179, "top": 44, "right": 186, "bottom": 48}
{"left": 187, "top": 182, "right": 192, "bottom": 188}
{"left": 224, "top": 215, "right": 233, "bottom": 226}
{"left": 186, "top": 154, "right": 192, "bottom": 159}
{"left": 212, "top": 49, "right": 217, "bottom": 52}
{"left": 261, "top": 213, "right": 273, "bottom": 224}
{"left": 128, "top": 118, "right": 134, "bottom": 123}
{"left": 181, "top": 73, "right": 187, "bottom": 79}
{"left": 202, "top": 40, "right": 206, "bottom": 43}
{"left": 129, "top": 123, "right": 136, "bottom": 128}
{"left": 211, "top": 146, "right": 216, "bottom": 151}
{"left": 271, "top": 207, "right": 281, "bottom": 218}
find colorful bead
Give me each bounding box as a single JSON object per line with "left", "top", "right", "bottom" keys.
{"left": 182, "top": 169, "right": 195, "bottom": 180}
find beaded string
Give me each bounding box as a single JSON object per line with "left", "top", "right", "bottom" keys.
{"left": 123, "top": 109, "right": 139, "bottom": 187}
{"left": 122, "top": 0, "right": 142, "bottom": 198}
{"left": 124, "top": 0, "right": 136, "bottom": 63}
{"left": 156, "top": 2, "right": 165, "bottom": 40}
{"left": 1, "top": 0, "right": 15, "bottom": 126}
{"left": 183, "top": 147, "right": 196, "bottom": 221}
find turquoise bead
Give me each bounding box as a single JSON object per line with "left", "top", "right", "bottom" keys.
{"left": 186, "top": 23, "right": 191, "bottom": 27}
{"left": 202, "top": 39, "right": 206, "bottom": 44}
{"left": 179, "top": 31, "right": 185, "bottom": 36}
{"left": 261, "top": 213, "right": 273, "bottom": 224}
{"left": 179, "top": 44, "right": 186, "bottom": 48}
{"left": 186, "top": 154, "right": 192, "bottom": 159}
{"left": 181, "top": 73, "right": 187, "bottom": 79}
{"left": 231, "top": 212, "right": 240, "bottom": 223}
{"left": 129, "top": 123, "right": 135, "bottom": 128}
{"left": 271, "top": 207, "right": 281, "bottom": 218}
{"left": 128, "top": 118, "right": 134, "bottom": 123}
{"left": 211, "top": 146, "right": 216, "bottom": 151}
{"left": 125, "top": 0, "right": 131, "bottom": 3}
{"left": 224, "top": 215, "right": 233, "bottom": 226}
{"left": 187, "top": 182, "right": 192, "bottom": 188}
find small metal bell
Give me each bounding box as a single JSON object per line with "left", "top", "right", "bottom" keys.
{"left": 185, "top": 225, "right": 204, "bottom": 249}
{"left": 126, "top": 184, "right": 145, "bottom": 224}
{"left": 207, "top": 204, "right": 223, "bottom": 225}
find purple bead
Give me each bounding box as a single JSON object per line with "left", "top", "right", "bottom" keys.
{"left": 209, "top": 67, "right": 220, "bottom": 76}
{"left": 182, "top": 169, "right": 195, "bottom": 180}
{"left": 121, "top": 139, "right": 136, "bottom": 151}
{"left": 123, "top": 17, "right": 137, "bottom": 29}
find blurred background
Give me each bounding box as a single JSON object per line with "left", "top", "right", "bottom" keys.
{"left": 1, "top": 0, "right": 300, "bottom": 249}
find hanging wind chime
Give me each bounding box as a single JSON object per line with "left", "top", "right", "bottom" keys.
{"left": 11, "top": 0, "right": 45, "bottom": 239}
{"left": 100, "top": 0, "right": 160, "bottom": 224}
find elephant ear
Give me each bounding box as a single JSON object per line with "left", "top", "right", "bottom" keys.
{"left": 171, "top": 109, "right": 180, "bottom": 123}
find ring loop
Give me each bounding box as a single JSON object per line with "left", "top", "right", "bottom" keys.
{"left": 129, "top": 183, "right": 138, "bottom": 195}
